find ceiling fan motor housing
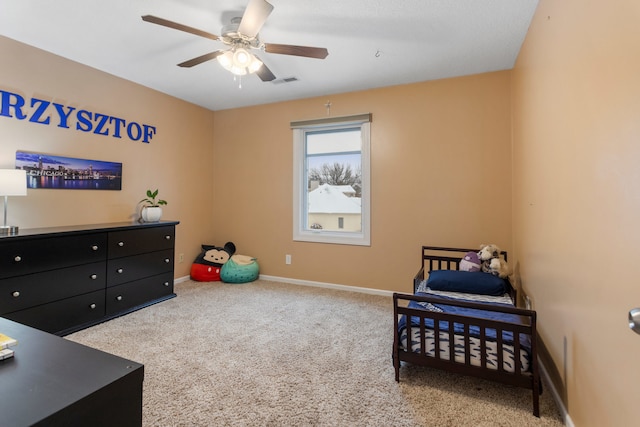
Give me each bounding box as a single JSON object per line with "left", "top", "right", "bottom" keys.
{"left": 221, "top": 17, "right": 261, "bottom": 49}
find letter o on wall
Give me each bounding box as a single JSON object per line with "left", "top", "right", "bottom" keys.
{"left": 127, "top": 122, "right": 142, "bottom": 141}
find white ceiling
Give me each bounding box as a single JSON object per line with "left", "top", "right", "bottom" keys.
{"left": 0, "top": 0, "right": 539, "bottom": 111}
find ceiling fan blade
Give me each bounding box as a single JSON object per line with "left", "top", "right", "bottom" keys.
{"left": 254, "top": 58, "right": 276, "bottom": 82}
{"left": 178, "top": 51, "right": 223, "bottom": 68}
{"left": 237, "top": 0, "right": 274, "bottom": 38}
{"left": 264, "top": 43, "right": 329, "bottom": 59}
{"left": 142, "top": 15, "right": 219, "bottom": 41}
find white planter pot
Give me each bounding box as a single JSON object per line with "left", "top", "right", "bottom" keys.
{"left": 141, "top": 206, "right": 163, "bottom": 223}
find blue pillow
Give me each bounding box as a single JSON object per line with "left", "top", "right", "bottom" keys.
{"left": 425, "top": 270, "right": 507, "bottom": 296}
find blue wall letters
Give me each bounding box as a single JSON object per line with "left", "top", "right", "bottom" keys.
{"left": 0, "top": 89, "right": 156, "bottom": 143}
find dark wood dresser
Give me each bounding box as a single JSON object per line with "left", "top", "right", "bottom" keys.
{"left": 0, "top": 221, "right": 179, "bottom": 335}
{"left": 0, "top": 317, "right": 144, "bottom": 426}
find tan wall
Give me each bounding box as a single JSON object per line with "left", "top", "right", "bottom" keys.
{"left": 212, "top": 71, "right": 513, "bottom": 292}
{"left": 512, "top": 0, "right": 640, "bottom": 425}
{"left": 0, "top": 36, "right": 216, "bottom": 278}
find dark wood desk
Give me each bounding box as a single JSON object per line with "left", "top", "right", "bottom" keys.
{"left": 0, "top": 317, "right": 143, "bottom": 426}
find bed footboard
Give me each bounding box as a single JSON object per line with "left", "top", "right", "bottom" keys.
{"left": 393, "top": 292, "right": 540, "bottom": 417}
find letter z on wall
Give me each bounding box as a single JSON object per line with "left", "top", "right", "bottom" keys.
{"left": 0, "top": 90, "right": 157, "bottom": 143}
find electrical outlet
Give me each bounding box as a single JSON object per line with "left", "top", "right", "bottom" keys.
{"left": 285, "top": 254, "right": 291, "bottom": 265}
{"left": 178, "top": 253, "right": 184, "bottom": 263}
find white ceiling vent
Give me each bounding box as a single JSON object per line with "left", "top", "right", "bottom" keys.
{"left": 272, "top": 77, "right": 299, "bottom": 85}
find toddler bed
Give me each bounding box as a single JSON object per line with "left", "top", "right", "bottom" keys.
{"left": 393, "top": 246, "right": 541, "bottom": 417}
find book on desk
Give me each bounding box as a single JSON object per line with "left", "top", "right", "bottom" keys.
{"left": 0, "top": 332, "right": 17, "bottom": 359}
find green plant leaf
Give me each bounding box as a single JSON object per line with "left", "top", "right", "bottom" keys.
{"left": 140, "top": 189, "right": 167, "bottom": 207}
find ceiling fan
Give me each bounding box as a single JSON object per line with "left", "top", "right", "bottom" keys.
{"left": 141, "top": 0, "right": 329, "bottom": 82}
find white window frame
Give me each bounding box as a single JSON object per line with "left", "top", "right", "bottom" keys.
{"left": 292, "top": 114, "right": 371, "bottom": 246}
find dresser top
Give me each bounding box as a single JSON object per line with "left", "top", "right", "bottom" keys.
{"left": 0, "top": 220, "right": 179, "bottom": 241}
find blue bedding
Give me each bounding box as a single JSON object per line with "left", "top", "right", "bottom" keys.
{"left": 398, "top": 293, "right": 532, "bottom": 354}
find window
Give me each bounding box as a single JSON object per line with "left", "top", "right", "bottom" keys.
{"left": 292, "top": 114, "right": 371, "bottom": 246}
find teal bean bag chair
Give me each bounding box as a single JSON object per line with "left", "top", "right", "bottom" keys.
{"left": 220, "top": 254, "right": 259, "bottom": 283}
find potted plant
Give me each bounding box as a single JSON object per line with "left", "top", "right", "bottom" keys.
{"left": 139, "top": 189, "right": 167, "bottom": 222}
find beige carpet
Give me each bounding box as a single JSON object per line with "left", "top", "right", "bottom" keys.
{"left": 66, "top": 279, "right": 563, "bottom": 426}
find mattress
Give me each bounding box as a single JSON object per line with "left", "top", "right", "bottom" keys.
{"left": 399, "top": 288, "right": 531, "bottom": 373}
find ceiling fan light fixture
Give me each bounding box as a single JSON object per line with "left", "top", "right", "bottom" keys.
{"left": 233, "top": 48, "right": 251, "bottom": 67}
{"left": 247, "top": 56, "right": 263, "bottom": 73}
{"left": 231, "top": 65, "right": 248, "bottom": 76}
{"left": 217, "top": 50, "right": 247, "bottom": 75}
{"left": 217, "top": 50, "right": 234, "bottom": 69}
{"left": 217, "top": 47, "right": 262, "bottom": 76}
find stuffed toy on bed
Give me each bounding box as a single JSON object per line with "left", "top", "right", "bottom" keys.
{"left": 190, "top": 242, "right": 236, "bottom": 282}
{"left": 459, "top": 251, "right": 482, "bottom": 272}
{"left": 478, "top": 243, "right": 511, "bottom": 278}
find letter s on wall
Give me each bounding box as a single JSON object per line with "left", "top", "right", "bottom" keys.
{"left": 76, "top": 109, "right": 93, "bottom": 132}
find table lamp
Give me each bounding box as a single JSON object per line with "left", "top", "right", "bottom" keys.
{"left": 0, "top": 169, "right": 27, "bottom": 235}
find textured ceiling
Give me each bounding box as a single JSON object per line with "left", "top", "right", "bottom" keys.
{"left": 0, "top": 0, "right": 539, "bottom": 111}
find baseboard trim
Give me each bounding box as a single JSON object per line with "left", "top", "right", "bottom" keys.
{"left": 539, "top": 360, "right": 572, "bottom": 426}
{"left": 258, "top": 274, "right": 395, "bottom": 297}
{"left": 175, "top": 275, "right": 191, "bottom": 284}
{"left": 174, "top": 274, "right": 394, "bottom": 297}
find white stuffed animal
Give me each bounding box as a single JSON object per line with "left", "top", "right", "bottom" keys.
{"left": 488, "top": 257, "right": 511, "bottom": 279}
{"left": 478, "top": 243, "right": 511, "bottom": 278}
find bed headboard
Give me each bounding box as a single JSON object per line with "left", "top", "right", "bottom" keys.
{"left": 413, "top": 246, "right": 516, "bottom": 303}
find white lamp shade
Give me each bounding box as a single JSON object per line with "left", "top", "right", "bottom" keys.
{"left": 217, "top": 47, "right": 263, "bottom": 76}
{"left": 233, "top": 48, "right": 252, "bottom": 67}
{"left": 0, "top": 169, "right": 27, "bottom": 196}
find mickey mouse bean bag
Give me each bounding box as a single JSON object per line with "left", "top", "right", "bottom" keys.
{"left": 190, "top": 242, "right": 236, "bottom": 282}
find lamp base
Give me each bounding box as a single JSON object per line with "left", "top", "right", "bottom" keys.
{"left": 0, "top": 225, "right": 19, "bottom": 236}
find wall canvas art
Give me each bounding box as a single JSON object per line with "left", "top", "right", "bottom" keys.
{"left": 15, "top": 151, "right": 122, "bottom": 190}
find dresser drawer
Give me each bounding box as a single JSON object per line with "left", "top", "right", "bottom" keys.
{"left": 0, "top": 262, "right": 106, "bottom": 314}
{"left": 108, "top": 226, "right": 175, "bottom": 259}
{"left": 0, "top": 233, "right": 107, "bottom": 279}
{"left": 106, "top": 273, "right": 174, "bottom": 316}
{"left": 107, "top": 249, "right": 173, "bottom": 287}
{"left": 3, "top": 289, "right": 106, "bottom": 334}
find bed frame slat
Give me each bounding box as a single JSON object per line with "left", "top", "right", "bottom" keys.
{"left": 463, "top": 324, "right": 471, "bottom": 366}
{"left": 434, "top": 317, "right": 441, "bottom": 358}
{"left": 448, "top": 323, "right": 456, "bottom": 362}
{"left": 480, "top": 326, "right": 488, "bottom": 369}
{"left": 420, "top": 319, "right": 426, "bottom": 356}
{"left": 496, "top": 327, "right": 504, "bottom": 372}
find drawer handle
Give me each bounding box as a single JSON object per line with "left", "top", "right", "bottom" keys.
{"left": 116, "top": 295, "right": 123, "bottom": 301}
{"left": 117, "top": 268, "right": 124, "bottom": 274}
{"left": 165, "top": 235, "right": 171, "bottom": 240}
{"left": 12, "top": 291, "right": 20, "bottom": 298}
{"left": 164, "top": 281, "right": 169, "bottom": 287}
{"left": 14, "top": 256, "right": 22, "bottom": 262}
{"left": 91, "top": 245, "right": 99, "bottom": 251}
{"left": 90, "top": 303, "right": 96, "bottom": 309}
{"left": 90, "top": 274, "right": 98, "bottom": 280}
{"left": 118, "top": 241, "right": 124, "bottom": 247}
{"left": 164, "top": 258, "right": 170, "bottom": 263}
